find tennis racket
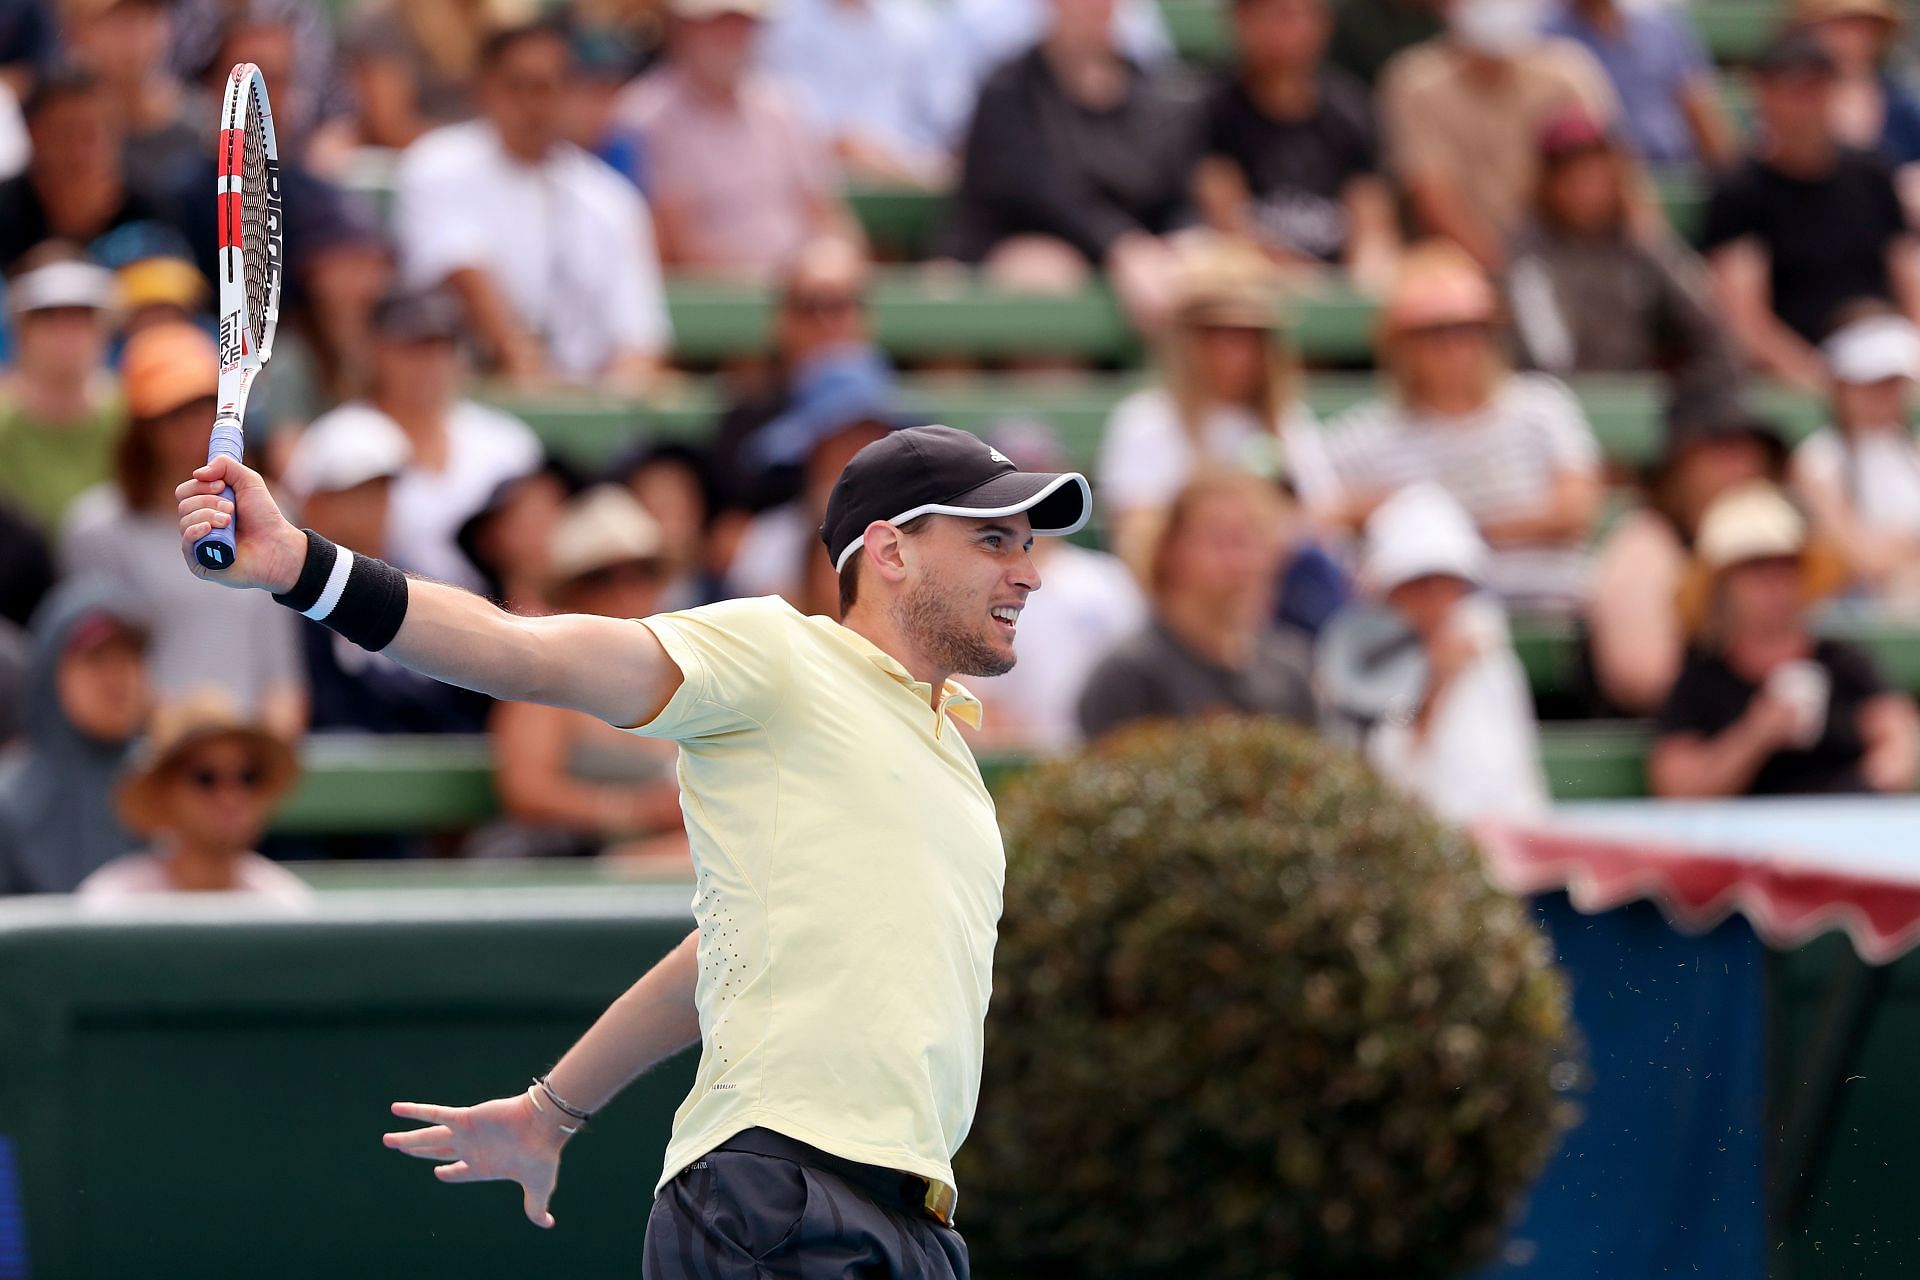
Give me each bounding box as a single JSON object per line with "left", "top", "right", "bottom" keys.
{"left": 194, "top": 62, "right": 284, "bottom": 572}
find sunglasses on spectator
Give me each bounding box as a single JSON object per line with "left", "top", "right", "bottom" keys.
{"left": 783, "top": 292, "right": 863, "bottom": 318}
{"left": 1401, "top": 320, "right": 1493, "bottom": 342}
{"left": 181, "top": 765, "right": 264, "bottom": 793}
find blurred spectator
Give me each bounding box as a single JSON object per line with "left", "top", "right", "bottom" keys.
{"left": 256, "top": 210, "right": 393, "bottom": 447}
{"left": 730, "top": 399, "right": 894, "bottom": 604}
{"left": 1378, "top": 0, "right": 1620, "bottom": 270}
{"left": 0, "top": 78, "right": 24, "bottom": 181}
{"left": 612, "top": 0, "right": 854, "bottom": 279}
{"left": 0, "top": 0, "right": 55, "bottom": 97}
{"left": 315, "top": 290, "right": 539, "bottom": 592}
{"left": 1193, "top": 0, "right": 1398, "bottom": 289}
{"left": 0, "top": 66, "right": 172, "bottom": 271}
{"left": 1504, "top": 108, "right": 1738, "bottom": 396}
{"left": 936, "top": 0, "right": 1173, "bottom": 145}
{"left": 477, "top": 486, "right": 687, "bottom": 869}
{"left": 611, "top": 440, "right": 727, "bottom": 608}
{"left": 168, "top": 0, "right": 344, "bottom": 157}
{"left": 285, "top": 403, "right": 489, "bottom": 735}
{"left": 0, "top": 580, "right": 147, "bottom": 895}
{"left": 0, "top": 499, "right": 51, "bottom": 626}
{"left": 760, "top": 0, "right": 953, "bottom": 186}
{"left": 1588, "top": 393, "right": 1786, "bottom": 716}
{"left": 1701, "top": 32, "right": 1920, "bottom": 393}
{"left": 111, "top": 243, "right": 210, "bottom": 335}
{"left": 1361, "top": 484, "right": 1548, "bottom": 823}
{"left": 60, "top": 322, "right": 306, "bottom": 732}
{"left": 1077, "top": 469, "right": 1315, "bottom": 740}
{"left": 940, "top": 0, "right": 1200, "bottom": 331}
{"left": 1790, "top": 307, "right": 1920, "bottom": 603}
{"left": 394, "top": 18, "right": 669, "bottom": 388}
{"left": 1650, "top": 481, "right": 1919, "bottom": 796}
{"left": 709, "top": 236, "right": 881, "bottom": 513}
{"left": 59, "top": 0, "right": 200, "bottom": 198}
{"left": 0, "top": 250, "right": 123, "bottom": 535}
{"left": 1791, "top": 0, "right": 1920, "bottom": 183}
{"left": 963, "top": 420, "right": 1147, "bottom": 753}
{"left": 1326, "top": 0, "right": 1439, "bottom": 87}
{"left": 1316, "top": 242, "right": 1604, "bottom": 611}
{"left": 339, "top": 0, "right": 499, "bottom": 139}
{"left": 79, "top": 692, "right": 312, "bottom": 902}
{"left": 1542, "top": 0, "right": 1735, "bottom": 173}
{"left": 456, "top": 455, "right": 580, "bottom": 613}
{"left": 1098, "top": 235, "right": 1333, "bottom": 579}
{"left": 0, "top": 616, "right": 24, "bottom": 748}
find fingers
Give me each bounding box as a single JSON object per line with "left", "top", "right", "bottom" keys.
{"left": 433, "top": 1161, "right": 482, "bottom": 1183}
{"left": 382, "top": 1124, "right": 454, "bottom": 1156}
{"left": 390, "top": 1101, "right": 459, "bottom": 1125}
{"left": 523, "top": 1187, "right": 556, "bottom": 1230}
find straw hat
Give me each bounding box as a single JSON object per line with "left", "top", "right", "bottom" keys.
{"left": 1171, "top": 235, "right": 1288, "bottom": 331}
{"left": 1675, "top": 482, "right": 1848, "bottom": 635}
{"left": 1792, "top": 0, "right": 1900, "bottom": 28}
{"left": 546, "top": 485, "right": 666, "bottom": 589}
{"left": 1377, "top": 241, "right": 1500, "bottom": 339}
{"left": 116, "top": 691, "right": 299, "bottom": 837}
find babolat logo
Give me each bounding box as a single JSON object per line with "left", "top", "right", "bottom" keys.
{"left": 218, "top": 311, "right": 244, "bottom": 367}
{"left": 264, "top": 162, "right": 285, "bottom": 295}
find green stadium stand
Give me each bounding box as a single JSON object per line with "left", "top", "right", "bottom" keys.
{"left": 274, "top": 724, "right": 1653, "bottom": 836}
{"left": 484, "top": 372, "right": 1829, "bottom": 472}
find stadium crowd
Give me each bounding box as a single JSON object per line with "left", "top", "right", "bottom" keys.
{"left": 4, "top": 0, "right": 1920, "bottom": 897}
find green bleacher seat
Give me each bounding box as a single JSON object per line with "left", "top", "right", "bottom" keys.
{"left": 274, "top": 724, "right": 1654, "bottom": 835}
{"left": 483, "top": 372, "right": 1828, "bottom": 473}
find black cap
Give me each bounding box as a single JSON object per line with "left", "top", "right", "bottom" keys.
{"left": 371, "top": 287, "right": 464, "bottom": 343}
{"left": 1658, "top": 387, "right": 1787, "bottom": 478}
{"left": 819, "top": 425, "right": 1092, "bottom": 571}
{"left": 1753, "top": 30, "right": 1838, "bottom": 78}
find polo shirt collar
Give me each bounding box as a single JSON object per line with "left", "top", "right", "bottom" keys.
{"left": 815, "top": 616, "right": 985, "bottom": 729}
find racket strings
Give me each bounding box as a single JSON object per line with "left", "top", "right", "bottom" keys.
{"left": 241, "top": 90, "right": 271, "bottom": 350}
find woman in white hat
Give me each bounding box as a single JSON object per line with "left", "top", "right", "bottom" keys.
{"left": 1788, "top": 304, "right": 1920, "bottom": 603}
{"left": 474, "top": 486, "right": 688, "bottom": 870}
{"left": 1649, "top": 480, "right": 1918, "bottom": 797}
{"left": 1360, "top": 483, "right": 1549, "bottom": 824}
{"left": 77, "top": 691, "right": 310, "bottom": 902}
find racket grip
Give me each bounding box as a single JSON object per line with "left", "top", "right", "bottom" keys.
{"left": 192, "top": 420, "right": 245, "bottom": 572}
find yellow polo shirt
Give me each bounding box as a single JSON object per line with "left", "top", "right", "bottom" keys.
{"left": 628, "top": 595, "right": 1004, "bottom": 1196}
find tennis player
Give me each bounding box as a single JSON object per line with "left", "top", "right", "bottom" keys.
{"left": 176, "top": 425, "right": 1090, "bottom": 1278}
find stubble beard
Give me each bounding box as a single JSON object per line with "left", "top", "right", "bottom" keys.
{"left": 892, "top": 571, "right": 1016, "bottom": 679}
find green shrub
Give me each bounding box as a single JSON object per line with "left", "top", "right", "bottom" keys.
{"left": 958, "top": 718, "right": 1574, "bottom": 1279}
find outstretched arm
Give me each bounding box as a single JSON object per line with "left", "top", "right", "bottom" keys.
{"left": 176, "top": 455, "right": 683, "bottom": 727}
{"left": 383, "top": 930, "right": 703, "bottom": 1228}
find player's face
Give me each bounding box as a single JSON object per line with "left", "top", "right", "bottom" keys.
{"left": 161, "top": 736, "right": 276, "bottom": 851}
{"left": 894, "top": 513, "right": 1040, "bottom": 678}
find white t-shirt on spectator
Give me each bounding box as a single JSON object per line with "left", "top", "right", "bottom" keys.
{"left": 727, "top": 500, "right": 815, "bottom": 602}
{"left": 393, "top": 121, "right": 670, "bottom": 378}
{"left": 964, "top": 542, "right": 1148, "bottom": 753}
{"left": 1097, "top": 387, "right": 1337, "bottom": 512}
{"left": 310, "top": 398, "right": 542, "bottom": 592}
{"left": 1318, "top": 373, "right": 1602, "bottom": 608}
{"left": 77, "top": 850, "right": 315, "bottom": 905}
{"left": 1791, "top": 426, "right": 1920, "bottom": 540}
{"left": 1366, "top": 595, "right": 1549, "bottom": 824}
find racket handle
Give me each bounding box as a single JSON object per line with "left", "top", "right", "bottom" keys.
{"left": 192, "top": 420, "right": 245, "bottom": 572}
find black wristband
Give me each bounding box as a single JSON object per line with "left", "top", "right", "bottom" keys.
{"left": 271, "top": 528, "right": 410, "bottom": 652}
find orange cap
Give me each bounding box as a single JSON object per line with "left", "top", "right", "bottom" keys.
{"left": 122, "top": 321, "right": 219, "bottom": 419}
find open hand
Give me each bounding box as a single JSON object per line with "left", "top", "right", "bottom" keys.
{"left": 382, "top": 1092, "right": 571, "bottom": 1229}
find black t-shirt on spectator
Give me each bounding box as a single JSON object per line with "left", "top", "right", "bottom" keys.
{"left": 1203, "top": 70, "right": 1378, "bottom": 263}
{"left": 1654, "top": 638, "right": 1888, "bottom": 795}
{"left": 1698, "top": 149, "right": 1908, "bottom": 343}
{"left": 0, "top": 176, "right": 173, "bottom": 273}
{"left": 0, "top": 501, "right": 52, "bottom": 630}
{"left": 942, "top": 47, "right": 1201, "bottom": 265}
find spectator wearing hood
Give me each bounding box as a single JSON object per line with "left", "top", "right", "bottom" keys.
{"left": 1361, "top": 483, "right": 1549, "bottom": 824}
{"left": 78, "top": 691, "right": 311, "bottom": 903}
{"left": 472, "top": 486, "right": 687, "bottom": 870}
{"left": 0, "top": 580, "right": 149, "bottom": 895}
{"left": 61, "top": 322, "right": 306, "bottom": 733}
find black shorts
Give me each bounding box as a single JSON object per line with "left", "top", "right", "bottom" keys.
{"left": 641, "top": 1129, "right": 971, "bottom": 1280}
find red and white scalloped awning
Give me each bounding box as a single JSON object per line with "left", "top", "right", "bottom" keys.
{"left": 1474, "top": 799, "right": 1920, "bottom": 965}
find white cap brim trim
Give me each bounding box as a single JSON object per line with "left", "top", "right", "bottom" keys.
{"left": 832, "top": 471, "right": 1093, "bottom": 571}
